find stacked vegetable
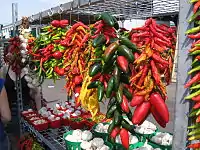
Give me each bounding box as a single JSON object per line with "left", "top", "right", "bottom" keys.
{"left": 185, "top": 0, "right": 200, "bottom": 148}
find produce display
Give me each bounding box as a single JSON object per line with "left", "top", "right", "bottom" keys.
{"left": 64, "top": 129, "right": 110, "bottom": 150}
{"left": 185, "top": 0, "right": 200, "bottom": 148}
{"left": 24, "top": 11, "right": 177, "bottom": 149}
{"left": 134, "top": 121, "right": 157, "bottom": 135}
{"left": 150, "top": 132, "right": 172, "bottom": 146}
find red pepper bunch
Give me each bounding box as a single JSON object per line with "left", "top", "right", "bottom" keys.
{"left": 51, "top": 19, "right": 69, "bottom": 28}
{"left": 4, "top": 36, "right": 25, "bottom": 75}
{"left": 27, "top": 20, "right": 69, "bottom": 81}
{"left": 63, "top": 22, "right": 94, "bottom": 101}
{"left": 91, "top": 20, "right": 117, "bottom": 44}
{"left": 130, "top": 18, "right": 176, "bottom": 52}
{"left": 129, "top": 44, "right": 171, "bottom": 127}
{"left": 184, "top": 0, "right": 200, "bottom": 144}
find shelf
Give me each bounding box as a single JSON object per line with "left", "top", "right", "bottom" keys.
{"left": 22, "top": 119, "right": 67, "bottom": 150}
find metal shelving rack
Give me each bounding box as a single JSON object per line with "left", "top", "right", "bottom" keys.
{"left": 22, "top": 119, "right": 68, "bottom": 150}
{"left": 11, "top": 0, "right": 194, "bottom": 150}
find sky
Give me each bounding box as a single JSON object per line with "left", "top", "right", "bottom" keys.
{"left": 0, "top": 0, "right": 72, "bottom": 25}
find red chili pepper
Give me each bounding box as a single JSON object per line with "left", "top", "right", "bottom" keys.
{"left": 104, "top": 80, "right": 108, "bottom": 90}
{"left": 154, "top": 37, "right": 170, "bottom": 47}
{"left": 188, "top": 46, "right": 199, "bottom": 53}
{"left": 196, "top": 115, "right": 200, "bottom": 123}
{"left": 150, "top": 24, "right": 171, "bottom": 43}
{"left": 111, "top": 127, "right": 121, "bottom": 139}
{"left": 188, "top": 32, "right": 200, "bottom": 39}
{"left": 192, "top": 95, "right": 200, "bottom": 101}
{"left": 196, "top": 55, "right": 200, "bottom": 60}
{"left": 152, "top": 53, "right": 169, "bottom": 65}
{"left": 59, "top": 20, "right": 69, "bottom": 28}
{"left": 145, "top": 18, "right": 152, "bottom": 26}
{"left": 132, "top": 101, "right": 151, "bottom": 125}
{"left": 51, "top": 20, "right": 60, "bottom": 27}
{"left": 152, "top": 42, "right": 166, "bottom": 52}
{"left": 104, "top": 34, "right": 110, "bottom": 45}
{"left": 52, "top": 51, "right": 63, "bottom": 59}
{"left": 184, "top": 73, "right": 200, "bottom": 88}
{"left": 144, "top": 37, "right": 151, "bottom": 45}
{"left": 137, "top": 65, "right": 148, "bottom": 86}
{"left": 80, "top": 34, "right": 90, "bottom": 47}
{"left": 192, "top": 39, "right": 200, "bottom": 47}
{"left": 194, "top": 1, "right": 200, "bottom": 13}
{"left": 134, "top": 53, "right": 140, "bottom": 60}
{"left": 150, "top": 92, "right": 169, "bottom": 123}
{"left": 150, "top": 60, "right": 161, "bottom": 85}
{"left": 132, "top": 31, "right": 150, "bottom": 37}
{"left": 121, "top": 95, "right": 130, "bottom": 113}
{"left": 119, "top": 128, "right": 129, "bottom": 149}
{"left": 193, "top": 102, "right": 200, "bottom": 109}
{"left": 151, "top": 106, "right": 166, "bottom": 128}
{"left": 130, "top": 95, "right": 144, "bottom": 107}
{"left": 158, "top": 24, "right": 174, "bottom": 34}
{"left": 74, "top": 75, "right": 83, "bottom": 85}
{"left": 187, "top": 142, "right": 200, "bottom": 149}
{"left": 116, "top": 56, "right": 129, "bottom": 73}
{"left": 164, "top": 69, "right": 171, "bottom": 85}
{"left": 91, "top": 73, "right": 101, "bottom": 82}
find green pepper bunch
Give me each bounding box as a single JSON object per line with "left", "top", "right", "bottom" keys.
{"left": 185, "top": 0, "right": 200, "bottom": 146}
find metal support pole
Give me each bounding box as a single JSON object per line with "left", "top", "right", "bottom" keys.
{"left": 12, "top": 3, "right": 18, "bottom": 36}
{"left": 172, "top": 1, "right": 193, "bottom": 149}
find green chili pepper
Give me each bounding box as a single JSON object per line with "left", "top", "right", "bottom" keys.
{"left": 192, "top": 59, "right": 198, "bottom": 66}
{"left": 186, "top": 26, "right": 200, "bottom": 34}
{"left": 116, "top": 84, "right": 123, "bottom": 104}
{"left": 114, "top": 109, "right": 122, "bottom": 126}
{"left": 188, "top": 123, "right": 200, "bottom": 129}
{"left": 46, "top": 74, "right": 53, "bottom": 79}
{"left": 196, "top": 109, "right": 200, "bottom": 116}
{"left": 196, "top": 44, "right": 200, "bottom": 47}
{"left": 189, "top": 109, "right": 199, "bottom": 117}
{"left": 188, "top": 10, "right": 200, "bottom": 23}
{"left": 188, "top": 128, "right": 200, "bottom": 136}
{"left": 190, "top": 50, "right": 200, "bottom": 55}
{"left": 188, "top": 66, "right": 200, "bottom": 74}
{"left": 190, "top": 0, "right": 199, "bottom": 3}
{"left": 97, "top": 83, "right": 104, "bottom": 102}
{"left": 191, "top": 83, "right": 200, "bottom": 90}
{"left": 39, "top": 68, "right": 42, "bottom": 77}
{"left": 185, "top": 89, "right": 200, "bottom": 99}
{"left": 106, "top": 76, "right": 114, "bottom": 98}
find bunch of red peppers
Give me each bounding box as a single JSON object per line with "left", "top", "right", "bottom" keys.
{"left": 5, "top": 37, "right": 26, "bottom": 75}
{"left": 185, "top": 0, "right": 200, "bottom": 148}
{"left": 129, "top": 18, "right": 177, "bottom": 129}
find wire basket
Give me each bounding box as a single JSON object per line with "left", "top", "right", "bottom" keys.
{"left": 92, "top": 123, "right": 109, "bottom": 140}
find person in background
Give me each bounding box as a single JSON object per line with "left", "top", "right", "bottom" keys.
{"left": 0, "top": 78, "right": 11, "bottom": 150}
{"left": 1, "top": 45, "right": 42, "bottom": 147}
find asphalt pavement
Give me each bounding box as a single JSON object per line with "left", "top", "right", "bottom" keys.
{"left": 42, "top": 79, "right": 176, "bottom": 133}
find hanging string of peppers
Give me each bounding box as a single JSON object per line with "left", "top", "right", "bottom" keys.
{"left": 27, "top": 20, "right": 69, "bottom": 82}
{"left": 129, "top": 18, "right": 176, "bottom": 128}
{"left": 185, "top": 0, "right": 200, "bottom": 148}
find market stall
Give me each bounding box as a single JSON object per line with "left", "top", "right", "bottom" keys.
{"left": 1, "top": 0, "right": 195, "bottom": 149}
